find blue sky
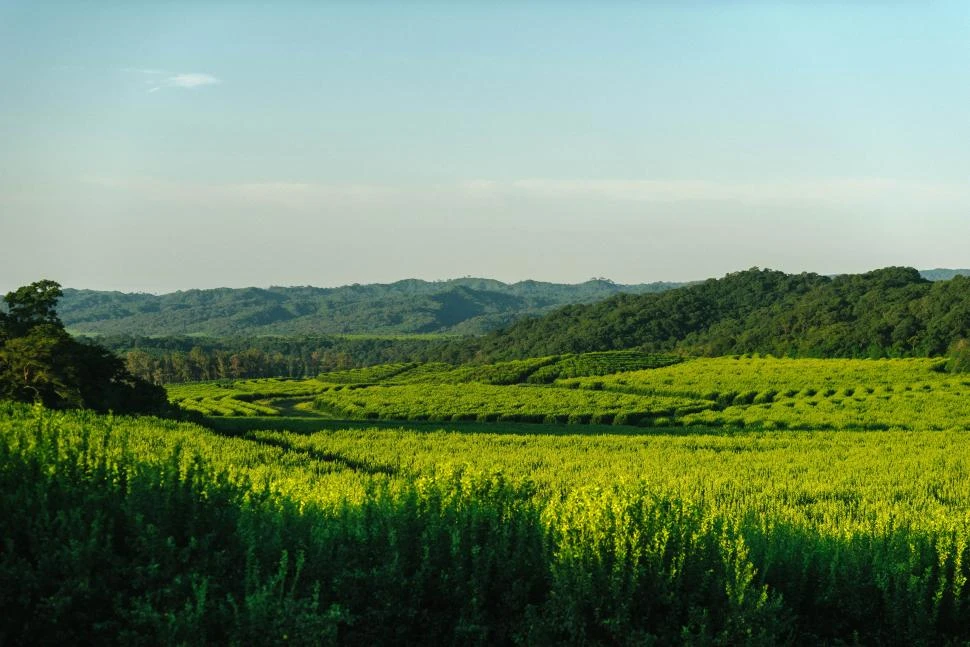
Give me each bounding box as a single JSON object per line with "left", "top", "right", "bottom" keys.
{"left": 2, "top": 2, "right": 969, "bottom": 293}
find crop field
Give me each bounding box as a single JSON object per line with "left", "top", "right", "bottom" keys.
{"left": 166, "top": 351, "right": 683, "bottom": 418}
{"left": 564, "top": 356, "right": 970, "bottom": 431}
{"left": 12, "top": 355, "right": 970, "bottom": 642}
{"left": 563, "top": 355, "right": 952, "bottom": 398}
{"left": 167, "top": 377, "right": 335, "bottom": 416}
{"left": 527, "top": 350, "right": 683, "bottom": 382}
{"left": 166, "top": 355, "right": 970, "bottom": 433}
{"left": 312, "top": 382, "right": 708, "bottom": 424}
{"left": 333, "top": 351, "right": 682, "bottom": 387}
{"left": 4, "top": 394, "right": 970, "bottom": 644}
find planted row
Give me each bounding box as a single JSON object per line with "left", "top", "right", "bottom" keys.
{"left": 312, "top": 383, "right": 711, "bottom": 425}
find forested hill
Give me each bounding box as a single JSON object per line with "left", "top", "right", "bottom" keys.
{"left": 58, "top": 278, "right": 684, "bottom": 337}
{"left": 467, "top": 267, "right": 970, "bottom": 361}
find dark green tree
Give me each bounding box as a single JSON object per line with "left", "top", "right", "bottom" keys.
{"left": 0, "top": 280, "right": 168, "bottom": 413}
{"left": 0, "top": 279, "right": 64, "bottom": 338}
{"left": 0, "top": 324, "right": 80, "bottom": 407}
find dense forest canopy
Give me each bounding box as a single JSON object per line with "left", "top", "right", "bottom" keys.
{"left": 467, "top": 267, "right": 970, "bottom": 361}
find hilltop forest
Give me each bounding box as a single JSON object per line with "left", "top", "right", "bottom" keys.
{"left": 60, "top": 277, "right": 683, "bottom": 337}
{"left": 79, "top": 266, "right": 970, "bottom": 384}
{"left": 467, "top": 266, "right": 970, "bottom": 360}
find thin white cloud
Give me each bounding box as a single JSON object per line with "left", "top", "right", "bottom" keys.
{"left": 166, "top": 73, "right": 221, "bottom": 89}
{"left": 122, "top": 68, "right": 222, "bottom": 93}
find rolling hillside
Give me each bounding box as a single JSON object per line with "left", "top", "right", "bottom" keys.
{"left": 468, "top": 267, "right": 970, "bottom": 361}
{"left": 58, "top": 278, "right": 684, "bottom": 337}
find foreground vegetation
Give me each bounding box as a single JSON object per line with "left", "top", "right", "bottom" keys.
{"left": 9, "top": 330, "right": 970, "bottom": 643}
{"left": 4, "top": 399, "right": 970, "bottom": 644}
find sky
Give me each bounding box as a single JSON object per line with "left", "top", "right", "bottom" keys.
{"left": 1, "top": 1, "right": 969, "bottom": 294}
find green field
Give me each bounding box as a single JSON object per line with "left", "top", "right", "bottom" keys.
{"left": 168, "top": 354, "right": 970, "bottom": 432}
{"left": 6, "top": 355, "right": 970, "bottom": 643}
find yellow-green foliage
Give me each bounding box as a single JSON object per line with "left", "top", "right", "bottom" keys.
{"left": 312, "top": 383, "right": 708, "bottom": 425}
{"left": 251, "top": 424, "right": 970, "bottom": 537}
{"left": 565, "top": 356, "right": 970, "bottom": 431}
{"left": 565, "top": 356, "right": 946, "bottom": 397}
{"left": 319, "top": 357, "right": 563, "bottom": 386}
{"left": 168, "top": 356, "right": 970, "bottom": 431}
{"left": 317, "top": 363, "right": 419, "bottom": 384}
{"left": 528, "top": 350, "right": 682, "bottom": 383}
{"left": 168, "top": 377, "right": 334, "bottom": 416}
{"left": 317, "top": 352, "right": 681, "bottom": 388}
{"left": 391, "top": 356, "right": 561, "bottom": 385}
{"left": 381, "top": 352, "right": 681, "bottom": 386}
{"left": 5, "top": 401, "right": 970, "bottom": 643}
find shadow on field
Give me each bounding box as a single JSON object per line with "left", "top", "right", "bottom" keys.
{"left": 201, "top": 415, "right": 785, "bottom": 439}
{"left": 246, "top": 432, "right": 399, "bottom": 476}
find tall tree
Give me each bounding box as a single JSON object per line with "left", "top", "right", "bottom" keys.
{"left": 0, "top": 280, "right": 64, "bottom": 338}
{"left": 0, "top": 280, "right": 168, "bottom": 413}
{"left": 0, "top": 324, "right": 80, "bottom": 407}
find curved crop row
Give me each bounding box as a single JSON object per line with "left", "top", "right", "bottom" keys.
{"left": 313, "top": 383, "right": 711, "bottom": 425}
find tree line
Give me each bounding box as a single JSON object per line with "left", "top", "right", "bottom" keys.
{"left": 94, "top": 335, "right": 458, "bottom": 384}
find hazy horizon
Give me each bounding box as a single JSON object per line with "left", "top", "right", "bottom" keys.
{"left": 3, "top": 2, "right": 969, "bottom": 294}
{"left": 2, "top": 264, "right": 958, "bottom": 298}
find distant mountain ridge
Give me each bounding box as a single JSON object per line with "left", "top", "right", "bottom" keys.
{"left": 58, "top": 277, "right": 686, "bottom": 337}
{"left": 918, "top": 269, "right": 970, "bottom": 281}
{"left": 51, "top": 269, "right": 970, "bottom": 339}
{"left": 55, "top": 268, "right": 970, "bottom": 382}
